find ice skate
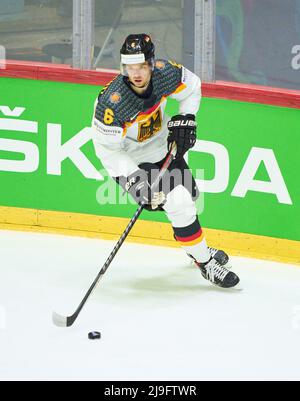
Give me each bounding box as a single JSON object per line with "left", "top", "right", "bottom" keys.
{"left": 208, "top": 247, "right": 229, "bottom": 266}
{"left": 196, "top": 257, "right": 240, "bottom": 288}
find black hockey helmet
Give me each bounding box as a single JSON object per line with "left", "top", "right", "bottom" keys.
{"left": 120, "top": 33, "right": 155, "bottom": 75}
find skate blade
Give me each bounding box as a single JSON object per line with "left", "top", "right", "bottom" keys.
{"left": 212, "top": 282, "right": 243, "bottom": 292}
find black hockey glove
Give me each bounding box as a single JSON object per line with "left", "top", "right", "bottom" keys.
{"left": 167, "top": 114, "right": 197, "bottom": 160}
{"left": 125, "top": 165, "right": 166, "bottom": 211}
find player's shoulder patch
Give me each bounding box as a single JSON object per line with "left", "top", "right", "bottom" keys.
{"left": 155, "top": 60, "right": 167, "bottom": 70}
{"left": 109, "top": 91, "right": 122, "bottom": 105}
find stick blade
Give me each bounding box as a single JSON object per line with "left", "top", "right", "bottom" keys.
{"left": 52, "top": 311, "right": 68, "bottom": 327}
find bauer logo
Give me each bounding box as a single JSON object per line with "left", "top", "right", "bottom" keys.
{"left": 0, "top": 45, "right": 6, "bottom": 69}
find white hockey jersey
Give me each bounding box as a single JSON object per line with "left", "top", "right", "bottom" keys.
{"left": 91, "top": 60, "right": 201, "bottom": 178}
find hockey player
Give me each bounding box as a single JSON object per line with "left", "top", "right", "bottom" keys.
{"left": 91, "top": 34, "right": 240, "bottom": 288}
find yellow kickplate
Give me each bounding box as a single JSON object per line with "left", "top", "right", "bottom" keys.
{"left": 0, "top": 206, "right": 299, "bottom": 266}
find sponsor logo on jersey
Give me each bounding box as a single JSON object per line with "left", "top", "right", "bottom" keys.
{"left": 109, "top": 92, "right": 121, "bottom": 104}
{"left": 138, "top": 108, "right": 162, "bottom": 142}
{"left": 94, "top": 119, "right": 122, "bottom": 136}
{"left": 155, "top": 60, "right": 166, "bottom": 70}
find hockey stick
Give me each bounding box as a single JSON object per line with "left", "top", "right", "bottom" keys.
{"left": 53, "top": 144, "right": 177, "bottom": 327}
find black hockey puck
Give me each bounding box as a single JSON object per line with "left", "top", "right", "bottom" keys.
{"left": 88, "top": 331, "right": 101, "bottom": 340}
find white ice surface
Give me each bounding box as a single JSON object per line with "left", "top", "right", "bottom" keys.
{"left": 0, "top": 229, "right": 299, "bottom": 380}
